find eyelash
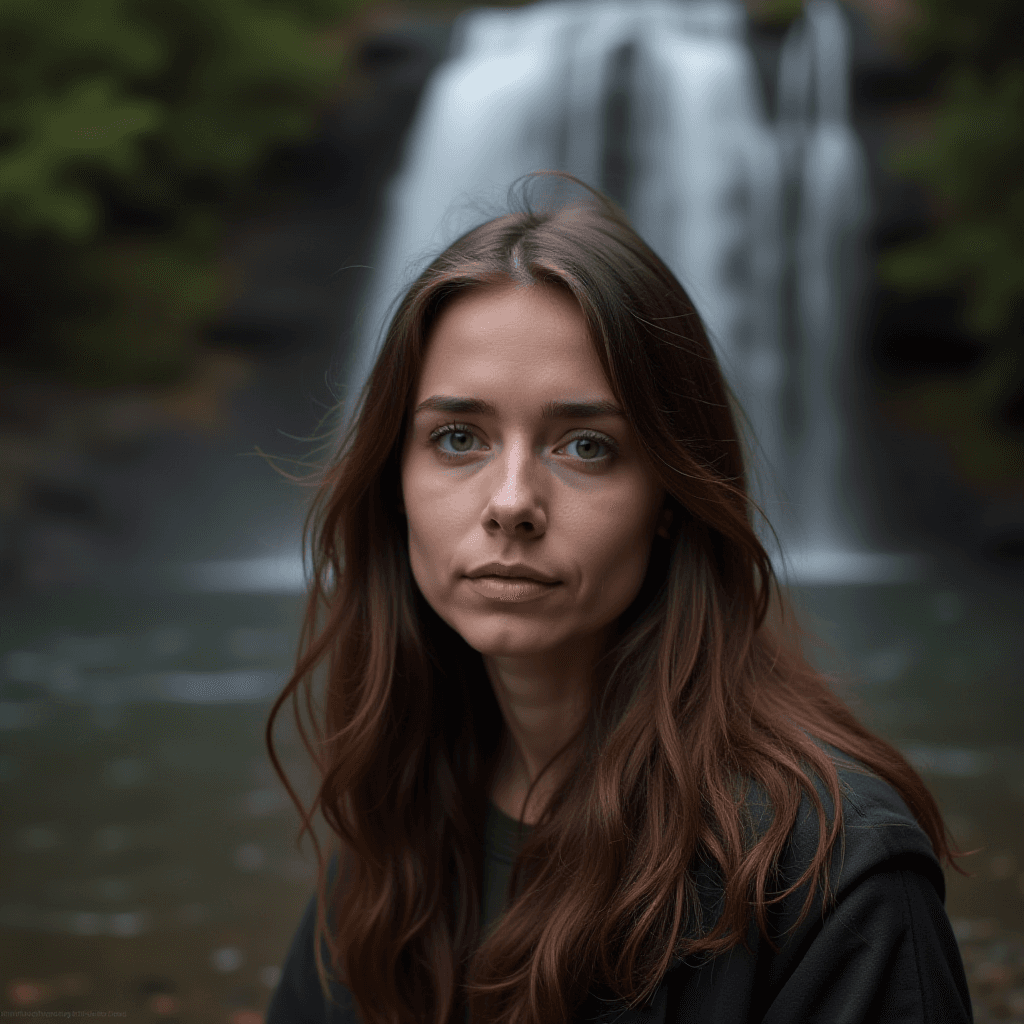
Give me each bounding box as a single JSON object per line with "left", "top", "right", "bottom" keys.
{"left": 427, "top": 422, "right": 619, "bottom": 466}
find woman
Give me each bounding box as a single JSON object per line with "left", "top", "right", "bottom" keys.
{"left": 265, "top": 173, "right": 972, "bottom": 1024}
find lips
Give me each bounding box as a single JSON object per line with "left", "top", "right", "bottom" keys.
{"left": 465, "top": 574, "right": 560, "bottom": 603}
{"left": 473, "top": 575, "right": 559, "bottom": 587}
{"left": 465, "top": 562, "right": 561, "bottom": 585}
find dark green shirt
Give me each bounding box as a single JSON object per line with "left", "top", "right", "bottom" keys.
{"left": 467, "top": 800, "right": 532, "bottom": 1023}
{"left": 480, "top": 798, "right": 533, "bottom": 939}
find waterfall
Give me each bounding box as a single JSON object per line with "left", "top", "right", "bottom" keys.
{"left": 340, "top": 2, "right": 588, "bottom": 421}
{"left": 340, "top": 0, "right": 929, "bottom": 587}
{"left": 777, "top": 0, "right": 926, "bottom": 583}
{"left": 623, "top": 1, "right": 788, "bottom": 572}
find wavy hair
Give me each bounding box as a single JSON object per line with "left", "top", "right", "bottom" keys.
{"left": 266, "top": 172, "right": 966, "bottom": 1024}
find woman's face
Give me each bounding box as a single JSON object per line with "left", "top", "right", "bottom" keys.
{"left": 400, "top": 282, "right": 668, "bottom": 661}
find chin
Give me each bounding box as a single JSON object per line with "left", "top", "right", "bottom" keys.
{"left": 447, "top": 614, "right": 566, "bottom": 659}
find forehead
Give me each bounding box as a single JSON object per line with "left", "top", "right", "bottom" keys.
{"left": 413, "top": 283, "right": 613, "bottom": 400}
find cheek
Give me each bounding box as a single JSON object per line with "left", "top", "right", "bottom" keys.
{"left": 401, "top": 465, "right": 433, "bottom": 572}
{"left": 403, "top": 477, "right": 467, "bottom": 598}
{"left": 405, "top": 512, "right": 443, "bottom": 592}
{"left": 579, "top": 508, "right": 658, "bottom": 608}
{"left": 404, "top": 512, "right": 473, "bottom": 639}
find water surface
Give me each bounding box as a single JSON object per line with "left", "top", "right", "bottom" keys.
{"left": 2, "top": 566, "right": 1022, "bottom": 1021}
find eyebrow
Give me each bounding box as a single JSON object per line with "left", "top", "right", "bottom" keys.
{"left": 413, "top": 395, "right": 626, "bottom": 420}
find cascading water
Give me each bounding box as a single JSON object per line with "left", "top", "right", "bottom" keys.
{"left": 777, "top": 0, "right": 926, "bottom": 583}
{"left": 622, "top": 1, "right": 788, "bottom": 574}
{"left": 341, "top": 0, "right": 928, "bottom": 587}
{"left": 341, "top": 3, "right": 589, "bottom": 411}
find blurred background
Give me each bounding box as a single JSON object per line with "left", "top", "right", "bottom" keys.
{"left": 0, "top": 0, "right": 1021, "bottom": 1020}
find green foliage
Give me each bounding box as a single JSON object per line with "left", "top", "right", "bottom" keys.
{"left": 897, "top": 0, "right": 1023, "bottom": 71}
{"left": 0, "top": 0, "right": 369, "bottom": 385}
{"left": 879, "top": 0, "right": 1024, "bottom": 342}
{"left": 750, "top": 0, "right": 803, "bottom": 29}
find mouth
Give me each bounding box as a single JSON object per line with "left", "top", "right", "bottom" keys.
{"left": 465, "top": 563, "right": 561, "bottom": 585}
{"left": 464, "top": 575, "right": 561, "bottom": 602}
{"left": 471, "top": 574, "right": 558, "bottom": 585}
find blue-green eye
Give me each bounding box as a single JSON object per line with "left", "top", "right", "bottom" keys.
{"left": 566, "top": 435, "right": 610, "bottom": 461}
{"left": 433, "top": 425, "right": 479, "bottom": 454}
{"left": 428, "top": 424, "right": 618, "bottom": 465}
{"left": 438, "top": 428, "right": 473, "bottom": 452}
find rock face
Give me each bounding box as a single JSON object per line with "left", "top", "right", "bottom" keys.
{"left": 0, "top": 13, "right": 455, "bottom": 593}
{"left": 833, "top": 7, "right": 1024, "bottom": 566}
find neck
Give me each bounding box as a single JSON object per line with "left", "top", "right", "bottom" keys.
{"left": 483, "top": 631, "right": 606, "bottom": 823}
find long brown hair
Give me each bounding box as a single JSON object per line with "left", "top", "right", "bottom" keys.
{"left": 266, "top": 171, "right": 965, "bottom": 1024}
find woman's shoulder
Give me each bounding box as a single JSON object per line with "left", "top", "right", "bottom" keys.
{"left": 646, "top": 747, "right": 970, "bottom": 1024}
{"left": 679, "top": 739, "right": 944, "bottom": 944}
{"left": 777, "top": 738, "right": 945, "bottom": 901}
{"left": 265, "top": 853, "right": 357, "bottom": 1024}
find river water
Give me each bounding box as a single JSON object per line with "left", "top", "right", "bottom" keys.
{"left": 2, "top": 554, "right": 1022, "bottom": 1021}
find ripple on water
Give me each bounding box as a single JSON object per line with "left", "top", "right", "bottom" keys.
{"left": 67, "top": 912, "right": 104, "bottom": 936}
{"left": 2, "top": 650, "right": 81, "bottom": 697}
{"left": 931, "top": 590, "right": 966, "bottom": 624}
{"left": 212, "top": 947, "right": 245, "bottom": 973}
{"left": 234, "top": 843, "right": 266, "bottom": 872}
{"left": 91, "top": 876, "right": 133, "bottom": 901}
{"left": 153, "top": 669, "right": 283, "bottom": 703}
{"left": 901, "top": 744, "right": 996, "bottom": 779}
{"left": 88, "top": 703, "right": 124, "bottom": 729}
{"left": 0, "top": 701, "right": 43, "bottom": 730}
{"left": 175, "top": 902, "right": 208, "bottom": 926}
{"left": 988, "top": 853, "right": 1018, "bottom": 881}
{"left": 0, "top": 904, "right": 150, "bottom": 936}
{"left": 3, "top": 650, "right": 45, "bottom": 683}
{"left": 242, "top": 787, "right": 288, "bottom": 817}
{"left": 259, "top": 966, "right": 281, "bottom": 989}
{"left": 0, "top": 754, "right": 19, "bottom": 781}
{"left": 145, "top": 625, "right": 192, "bottom": 659}
{"left": 225, "top": 626, "right": 292, "bottom": 661}
{"left": 61, "top": 909, "right": 150, "bottom": 937}
{"left": 47, "top": 660, "right": 81, "bottom": 696}
{"left": 91, "top": 824, "right": 132, "bottom": 854}
{"left": 860, "top": 642, "right": 918, "bottom": 684}
{"left": 102, "top": 757, "right": 149, "bottom": 789}
{"left": 108, "top": 910, "right": 150, "bottom": 937}
{"left": 282, "top": 856, "right": 313, "bottom": 884}
{"left": 51, "top": 633, "right": 131, "bottom": 668}
{"left": 17, "top": 823, "right": 62, "bottom": 851}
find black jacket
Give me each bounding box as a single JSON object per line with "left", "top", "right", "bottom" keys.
{"left": 267, "top": 756, "right": 972, "bottom": 1023}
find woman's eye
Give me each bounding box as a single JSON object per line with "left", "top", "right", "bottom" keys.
{"left": 429, "top": 425, "right": 616, "bottom": 464}
{"left": 565, "top": 436, "right": 611, "bottom": 461}
{"left": 430, "top": 424, "right": 481, "bottom": 456}
{"left": 438, "top": 429, "right": 477, "bottom": 454}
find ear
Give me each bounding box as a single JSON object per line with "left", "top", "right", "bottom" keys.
{"left": 656, "top": 506, "right": 673, "bottom": 540}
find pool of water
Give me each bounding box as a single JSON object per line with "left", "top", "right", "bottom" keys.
{"left": 1, "top": 564, "right": 1022, "bottom": 1022}
{"left": 0, "top": 589, "right": 315, "bottom": 1022}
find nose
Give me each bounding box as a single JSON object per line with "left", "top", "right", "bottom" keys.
{"left": 482, "top": 439, "right": 547, "bottom": 537}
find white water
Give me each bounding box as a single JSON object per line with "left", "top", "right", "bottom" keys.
{"left": 624, "top": 2, "right": 789, "bottom": 569}
{"left": 333, "top": 0, "right": 929, "bottom": 591}
{"left": 341, "top": 3, "right": 589, "bottom": 421}
{"left": 778, "top": 0, "right": 925, "bottom": 584}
